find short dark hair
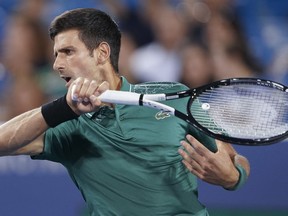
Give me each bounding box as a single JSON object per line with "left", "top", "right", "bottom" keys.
{"left": 49, "top": 8, "right": 121, "bottom": 72}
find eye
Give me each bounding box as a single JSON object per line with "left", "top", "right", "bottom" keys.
{"left": 65, "top": 49, "right": 73, "bottom": 55}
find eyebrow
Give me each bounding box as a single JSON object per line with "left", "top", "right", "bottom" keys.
{"left": 54, "top": 46, "right": 75, "bottom": 57}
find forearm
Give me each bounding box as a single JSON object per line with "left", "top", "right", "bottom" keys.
{"left": 0, "top": 93, "right": 81, "bottom": 156}
{"left": 0, "top": 107, "right": 48, "bottom": 155}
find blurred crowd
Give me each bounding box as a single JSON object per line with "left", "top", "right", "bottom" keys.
{"left": 0, "top": 0, "right": 288, "bottom": 122}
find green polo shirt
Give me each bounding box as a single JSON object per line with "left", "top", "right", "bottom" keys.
{"left": 33, "top": 77, "right": 216, "bottom": 216}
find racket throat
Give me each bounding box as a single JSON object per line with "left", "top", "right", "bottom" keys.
{"left": 174, "top": 110, "right": 191, "bottom": 124}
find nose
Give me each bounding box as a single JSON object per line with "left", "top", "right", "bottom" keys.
{"left": 53, "top": 55, "right": 64, "bottom": 72}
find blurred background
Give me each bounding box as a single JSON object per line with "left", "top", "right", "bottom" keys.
{"left": 0, "top": 0, "right": 288, "bottom": 215}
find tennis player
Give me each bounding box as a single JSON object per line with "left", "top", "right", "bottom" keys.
{"left": 0, "top": 8, "right": 250, "bottom": 215}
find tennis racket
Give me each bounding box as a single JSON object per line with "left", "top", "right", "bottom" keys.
{"left": 81, "top": 78, "right": 288, "bottom": 146}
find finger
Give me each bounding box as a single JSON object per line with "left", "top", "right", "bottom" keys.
{"left": 84, "top": 80, "right": 98, "bottom": 100}
{"left": 90, "top": 81, "right": 110, "bottom": 105}
{"left": 180, "top": 140, "right": 195, "bottom": 157}
{"left": 178, "top": 146, "right": 191, "bottom": 162}
{"left": 71, "top": 84, "right": 78, "bottom": 101}
{"left": 96, "top": 81, "right": 110, "bottom": 95}
{"left": 70, "top": 77, "right": 85, "bottom": 102}
{"left": 186, "top": 135, "right": 211, "bottom": 157}
{"left": 78, "top": 79, "right": 91, "bottom": 102}
{"left": 182, "top": 160, "right": 203, "bottom": 178}
{"left": 180, "top": 140, "right": 204, "bottom": 165}
{"left": 179, "top": 147, "right": 204, "bottom": 177}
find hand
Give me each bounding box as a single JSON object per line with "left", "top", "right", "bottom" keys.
{"left": 66, "top": 77, "right": 110, "bottom": 115}
{"left": 178, "top": 134, "right": 239, "bottom": 189}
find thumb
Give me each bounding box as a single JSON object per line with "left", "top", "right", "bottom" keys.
{"left": 215, "top": 139, "right": 237, "bottom": 157}
{"left": 215, "top": 139, "right": 226, "bottom": 151}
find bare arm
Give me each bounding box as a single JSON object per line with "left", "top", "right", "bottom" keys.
{"left": 0, "top": 107, "right": 47, "bottom": 156}
{"left": 0, "top": 78, "right": 110, "bottom": 156}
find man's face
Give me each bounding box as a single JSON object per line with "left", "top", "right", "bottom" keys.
{"left": 53, "top": 29, "right": 98, "bottom": 88}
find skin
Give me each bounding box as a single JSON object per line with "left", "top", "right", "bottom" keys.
{"left": 178, "top": 135, "right": 250, "bottom": 188}
{"left": 0, "top": 29, "right": 250, "bottom": 189}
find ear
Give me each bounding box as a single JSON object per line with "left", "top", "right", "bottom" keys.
{"left": 95, "top": 42, "right": 110, "bottom": 64}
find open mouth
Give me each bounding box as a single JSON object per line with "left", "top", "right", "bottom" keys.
{"left": 62, "top": 77, "right": 71, "bottom": 83}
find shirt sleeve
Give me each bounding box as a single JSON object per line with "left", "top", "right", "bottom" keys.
{"left": 31, "top": 118, "right": 80, "bottom": 165}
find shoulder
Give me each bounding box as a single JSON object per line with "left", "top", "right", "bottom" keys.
{"left": 132, "top": 81, "right": 188, "bottom": 94}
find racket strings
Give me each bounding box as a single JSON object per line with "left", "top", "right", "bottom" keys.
{"left": 190, "top": 84, "right": 288, "bottom": 139}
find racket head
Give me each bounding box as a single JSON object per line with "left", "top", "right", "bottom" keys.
{"left": 186, "top": 78, "right": 288, "bottom": 146}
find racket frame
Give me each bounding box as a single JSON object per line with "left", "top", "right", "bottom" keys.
{"left": 184, "top": 78, "right": 288, "bottom": 145}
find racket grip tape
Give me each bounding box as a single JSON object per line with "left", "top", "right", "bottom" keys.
{"left": 224, "top": 164, "right": 248, "bottom": 191}
{"left": 41, "top": 95, "right": 79, "bottom": 127}
{"left": 139, "top": 94, "right": 144, "bottom": 106}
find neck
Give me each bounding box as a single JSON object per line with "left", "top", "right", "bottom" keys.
{"left": 115, "top": 77, "right": 122, "bottom": 90}
{"left": 96, "top": 63, "right": 121, "bottom": 90}
{"left": 103, "top": 71, "right": 122, "bottom": 90}
{"left": 105, "top": 71, "right": 121, "bottom": 90}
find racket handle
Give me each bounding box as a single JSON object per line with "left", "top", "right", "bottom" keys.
{"left": 143, "top": 93, "right": 166, "bottom": 101}
{"left": 99, "top": 90, "right": 141, "bottom": 105}
{"left": 100, "top": 90, "right": 167, "bottom": 103}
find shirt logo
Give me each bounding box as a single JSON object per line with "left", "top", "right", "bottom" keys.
{"left": 155, "top": 111, "right": 171, "bottom": 120}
